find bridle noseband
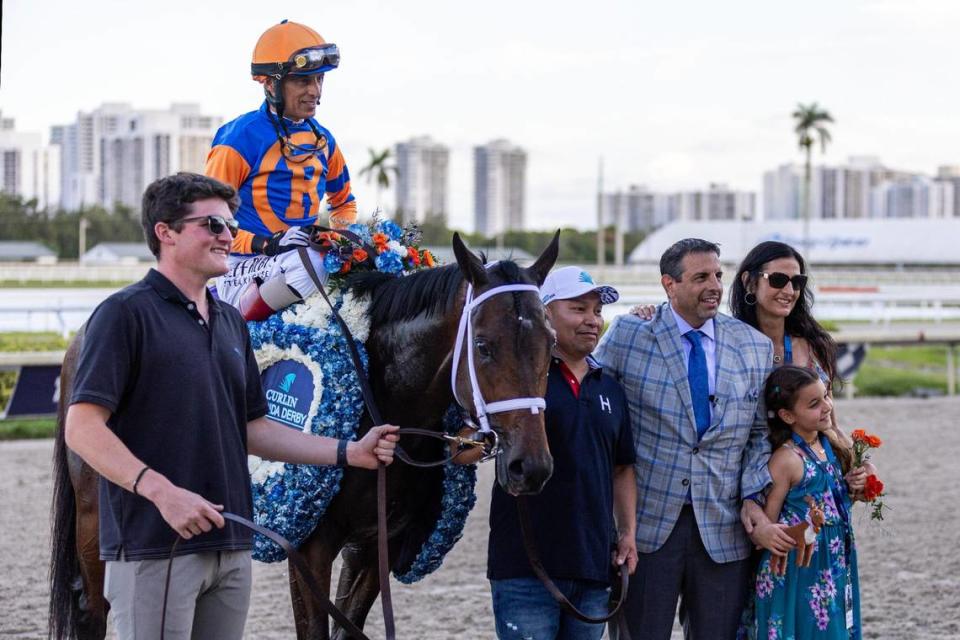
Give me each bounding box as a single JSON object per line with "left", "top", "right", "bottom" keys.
{"left": 450, "top": 277, "right": 547, "bottom": 445}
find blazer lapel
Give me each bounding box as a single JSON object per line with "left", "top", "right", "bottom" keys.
{"left": 704, "top": 314, "right": 737, "bottom": 437}
{"left": 653, "top": 304, "right": 698, "bottom": 444}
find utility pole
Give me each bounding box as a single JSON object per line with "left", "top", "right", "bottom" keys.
{"left": 596, "top": 158, "right": 605, "bottom": 269}
{"left": 78, "top": 216, "right": 90, "bottom": 260}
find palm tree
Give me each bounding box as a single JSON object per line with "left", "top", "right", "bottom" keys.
{"left": 792, "top": 102, "right": 834, "bottom": 249}
{"left": 358, "top": 147, "right": 398, "bottom": 212}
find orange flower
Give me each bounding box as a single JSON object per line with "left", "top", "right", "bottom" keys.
{"left": 866, "top": 434, "right": 883, "bottom": 448}
{"left": 863, "top": 474, "right": 885, "bottom": 501}
{"left": 422, "top": 250, "right": 435, "bottom": 268}
{"left": 851, "top": 429, "right": 868, "bottom": 443}
{"left": 340, "top": 260, "right": 352, "bottom": 274}
{"left": 372, "top": 232, "right": 389, "bottom": 246}
{"left": 407, "top": 246, "right": 421, "bottom": 266}
{"left": 352, "top": 248, "right": 368, "bottom": 262}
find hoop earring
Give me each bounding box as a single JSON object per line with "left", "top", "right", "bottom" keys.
{"left": 744, "top": 292, "right": 757, "bottom": 306}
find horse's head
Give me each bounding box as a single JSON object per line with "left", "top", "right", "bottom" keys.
{"left": 451, "top": 231, "right": 559, "bottom": 495}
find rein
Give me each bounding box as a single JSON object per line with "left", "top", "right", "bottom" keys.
{"left": 161, "top": 512, "right": 372, "bottom": 640}
{"left": 517, "top": 497, "right": 631, "bottom": 633}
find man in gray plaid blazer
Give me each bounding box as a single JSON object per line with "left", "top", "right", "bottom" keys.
{"left": 596, "top": 238, "right": 790, "bottom": 640}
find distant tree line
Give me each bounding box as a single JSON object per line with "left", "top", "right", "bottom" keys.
{"left": 418, "top": 218, "right": 647, "bottom": 264}
{"left": 0, "top": 194, "right": 144, "bottom": 260}
{"left": 1, "top": 193, "right": 645, "bottom": 263}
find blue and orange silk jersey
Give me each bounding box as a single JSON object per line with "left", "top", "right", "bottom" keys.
{"left": 205, "top": 102, "right": 358, "bottom": 255}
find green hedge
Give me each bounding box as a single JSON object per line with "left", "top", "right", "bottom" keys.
{"left": 852, "top": 363, "right": 948, "bottom": 397}
{"left": 0, "top": 418, "right": 56, "bottom": 440}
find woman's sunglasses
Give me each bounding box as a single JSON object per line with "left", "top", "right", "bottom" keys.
{"left": 760, "top": 272, "right": 808, "bottom": 290}
{"left": 176, "top": 215, "right": 240, "bottom": 238}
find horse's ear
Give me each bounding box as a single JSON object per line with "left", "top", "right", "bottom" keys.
{"left": 452, "top": 232, "right": 488, "bottom": 286}
{"left": 527, "top": 230, "right": 560, "bottom": 286}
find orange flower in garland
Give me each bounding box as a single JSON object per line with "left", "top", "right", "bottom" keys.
{"left": 407, "top": 246, "right": 421, "bottom": 266}
{"left": 422, "top": 250, "right": 435, "bottom": 268}
{"left": 352, "top": 248, "right": 368, "bottom": 263}
{"left": 372, "top": 232, "right": 389, "bottom": 246}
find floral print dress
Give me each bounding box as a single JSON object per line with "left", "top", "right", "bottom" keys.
{"left": 752, "top": 436, "right": 861, "bottom": 640}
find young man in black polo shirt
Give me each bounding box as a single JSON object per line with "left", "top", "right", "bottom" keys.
{"left": 64, "top": 173, "right": 399, "bottom": 639}
{"left": 487, "top": 266, "right": 638, "bottom": 640}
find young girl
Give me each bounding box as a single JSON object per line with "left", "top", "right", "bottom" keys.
{"left": 751, "top": 365, "right": 862, "bottom": 640}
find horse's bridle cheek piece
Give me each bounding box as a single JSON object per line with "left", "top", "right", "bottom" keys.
{"left": 450, "top": 280, "right": 547, "bottom": 452}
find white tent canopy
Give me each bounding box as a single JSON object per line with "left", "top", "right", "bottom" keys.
{"left": 628, "top": 219, "right": 960, "bottom": 266}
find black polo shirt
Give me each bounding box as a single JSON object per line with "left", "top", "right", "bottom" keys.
{"left": 71, "top": 269, "right": 268, "bottom": 560}
{"left": 487, "top": 356, "right": 636, "bottom": 584}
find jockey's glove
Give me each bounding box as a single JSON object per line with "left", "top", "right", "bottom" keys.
{"left": 257, "top": 226, "right": 311, "bottom": 256}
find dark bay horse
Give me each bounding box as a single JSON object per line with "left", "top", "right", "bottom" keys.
{"left": 49, "top": 232, "right": 559, "bottom": 639}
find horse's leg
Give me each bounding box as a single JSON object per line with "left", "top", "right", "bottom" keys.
{"left": 331, "top": 542, "right": 382, "bottom": 640}
{"left": 70, "top": 454, "right": 109, "bottom": 639}
{"left": 289, "top": 521, "right": 348, "bottom": 640}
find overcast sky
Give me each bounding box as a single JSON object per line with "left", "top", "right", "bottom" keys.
{"left": 3, "top": 0, "right": 959, "bottom": 231}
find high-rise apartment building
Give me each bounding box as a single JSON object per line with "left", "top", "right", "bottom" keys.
{"left": 53, "top": 103, "right": 220, "bottom": 211}
{"left": 474, "top": 139, "right": 526, "bottom": 237}
{"left": 394, "top": 136, "right": 449, "bottom": 225}
{"left": 603, "top": 183, "right": 754, "bottom": 232}
{"left": 763, "top": 157, "right": 922, "bottom": 220}
{"left": 0, "top": 111, "right": 60, "bottom": 210}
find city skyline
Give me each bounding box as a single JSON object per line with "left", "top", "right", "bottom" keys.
{"left": 3, "top": 0, "right": 959, "bottom": 231}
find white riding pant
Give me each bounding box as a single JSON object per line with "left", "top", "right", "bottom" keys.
{"left": 214, "top": 250, "right": 328, "bottom": 308}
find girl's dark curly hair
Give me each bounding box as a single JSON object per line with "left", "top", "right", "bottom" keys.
{"left": 764, "top": 365, "right": 852, "bottom": 473}
{"left": 729, "top": 241, "right": 838, "bottom": 385}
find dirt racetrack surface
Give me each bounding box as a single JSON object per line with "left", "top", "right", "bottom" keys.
{"left": 2, "top": 397, "right": 958, "bottom": 638}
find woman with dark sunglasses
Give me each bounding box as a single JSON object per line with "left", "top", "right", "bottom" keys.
{"left": 728, "top": 241, "right": 837, "bottom": 384}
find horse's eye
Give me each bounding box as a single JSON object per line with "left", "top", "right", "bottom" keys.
{"left": 475, "top": 338, "right": 492, "bottom": 358}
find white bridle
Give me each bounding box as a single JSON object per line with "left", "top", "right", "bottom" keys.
{"left": 450, "top": 279, "right": 547, "bottom": 434}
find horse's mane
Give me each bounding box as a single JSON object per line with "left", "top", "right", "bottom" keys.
{"left": 347, "top": 258, "right": 530, "bottom": 327}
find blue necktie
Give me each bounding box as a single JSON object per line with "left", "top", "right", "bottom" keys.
{"left": 685, "top": 330, "right": 710, "bottom": 439}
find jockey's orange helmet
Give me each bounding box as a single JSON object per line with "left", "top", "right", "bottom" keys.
{"left": 251, "top": 20, "right": 340, "bottom": 80}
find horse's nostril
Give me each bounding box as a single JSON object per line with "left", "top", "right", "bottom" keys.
{"left": 508, "top": 458, "right": 525, "bottom": 480}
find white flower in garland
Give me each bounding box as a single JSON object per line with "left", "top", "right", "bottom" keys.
{"left": 387, "top": 239, "right": 406, "bottom": 257}
{"left": 338, "top": 291, "right": 371, "bottom": 342}
{"left": 281, "top": 293, "right": 333, "bottom": 329}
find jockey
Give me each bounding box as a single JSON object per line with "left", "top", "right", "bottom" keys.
{"left": 206, "top": 20, "right": 357, "bottom": 320}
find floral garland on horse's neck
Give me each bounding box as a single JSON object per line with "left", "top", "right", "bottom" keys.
{"left": 247, "top": 217, "right": 476, "bottom": 582}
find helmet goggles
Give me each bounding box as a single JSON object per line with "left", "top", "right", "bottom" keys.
{"left": 252, "top": 43, "right": 340, "bottom": 79}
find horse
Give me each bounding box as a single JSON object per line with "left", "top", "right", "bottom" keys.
{"left": 49, "top": 232, "right": 560, "bottom": 639}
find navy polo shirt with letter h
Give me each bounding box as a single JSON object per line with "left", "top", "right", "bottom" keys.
{"left": 487, "top": 356, "right": 636, "bottom": 585}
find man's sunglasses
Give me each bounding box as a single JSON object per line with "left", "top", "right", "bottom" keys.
{"left": 760, "top": 272, "right": 808, "bottom": 290}
{"left": 176, "top": 215, "right": 239, "bottom": 238}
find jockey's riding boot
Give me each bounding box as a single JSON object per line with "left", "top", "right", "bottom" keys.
{"left": 238, "top": 276, "right": 303, "bottom": 321}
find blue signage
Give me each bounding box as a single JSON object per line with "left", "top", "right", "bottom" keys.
{"left": 3, "top": 365, "right": 61, "bottom": 418}
{"left": 261, "top": 360, "right": 315, "bottom": 430}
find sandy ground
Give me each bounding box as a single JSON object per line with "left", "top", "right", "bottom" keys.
{"left": 2, "top": 397, "right": 959, "bottom": 639}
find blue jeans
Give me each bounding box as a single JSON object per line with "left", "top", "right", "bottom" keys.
{"left": 490, "top": 577, "right": 610, "bottom": 640}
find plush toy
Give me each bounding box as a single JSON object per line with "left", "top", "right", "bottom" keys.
{"left": 770, "top": 495, "right": 825, "bottom": 575}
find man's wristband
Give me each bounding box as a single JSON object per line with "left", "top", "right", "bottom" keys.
{"left": 336, "top": 439, "right": 349, "bottom": 468}
{"left": 132, "top": 465, "right": 151, "bottom": 496}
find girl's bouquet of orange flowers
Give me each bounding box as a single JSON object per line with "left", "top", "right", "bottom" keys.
{"left": 851, "top": 429, "right": 888, "bottom": 521}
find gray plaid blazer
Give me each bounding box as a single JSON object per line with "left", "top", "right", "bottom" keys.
{"left": 594, "top": 303, "right": 773, "bottom": 563}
